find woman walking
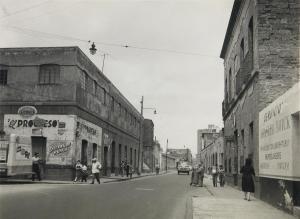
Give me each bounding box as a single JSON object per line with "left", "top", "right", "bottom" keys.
{"left": 240, "top": 158, "right": 255, "bottom": 201}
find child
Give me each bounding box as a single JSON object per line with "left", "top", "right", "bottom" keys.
{"left": 74, "top": 160, "right": 82, "bottom": 183}
{"left": 81, "top": 163, "right": 88, "bottom": 182}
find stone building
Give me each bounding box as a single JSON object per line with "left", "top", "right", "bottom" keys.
{"left": 0, "top": 47, "right": 142, "bottom": 180}
{"left": 220, "top": 0, "right": 299, "bottom": 213}
{"left": 160, "top": 153, "right": 176, "bottom": 171}
{"left": 196, "top": 125, "right": 220, "bottom": 163}
{"left": 167, "top": 148, "right": 192, "bottom": 167}
{"left": 199, "top": 130, "right": 224, "bottom": 174}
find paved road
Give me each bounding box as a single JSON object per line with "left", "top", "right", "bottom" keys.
{"left": 0, "top": 172, "right": 196, "bottom": 219}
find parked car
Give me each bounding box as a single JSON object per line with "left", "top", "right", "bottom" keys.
{"left": 177, "top": 165, "right": 190, "bottom": 175}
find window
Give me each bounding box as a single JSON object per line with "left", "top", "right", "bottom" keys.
{"left": 229, "top": 158, "right": 232, "bottom": 173}
{"left": 240, "top": 38, "right": 244, "bottom": 63}
{"left": 111, "top": 97, "right": 114, "bottom": 111}
{"left": 228, "top": 68, "right": 232, "bottom": 100}
{"left": 103, "top": 88, "right": 107, "bottom": 105}
{"left": 248, "top": 17, "right": 254, "bottom": 54}
{"left": 119, "top": 103, "right": 122, "bottom": 116}
{"left": 39, "top": 64, "right": 60, "bottom": 84}
{"left": 249, "top": 122, "right": 254, "bottom": 155}
{"left": 0, "top": 65, "right": 8, "bottom": 85}
{"left": 93, "top": 80, "right": 97, "bottom": 95}
{"left": 79, "top": 70, "right": 85, "bottom": 90}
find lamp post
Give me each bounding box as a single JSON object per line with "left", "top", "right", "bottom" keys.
{"left": 165, "top": 139, "right": 168, "bottom": 173}
{"left": 137, "top": 96, "right": 157, "bottom": 175}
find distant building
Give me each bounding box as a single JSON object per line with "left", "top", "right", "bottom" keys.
{"left": 220, "top": 0, "right": 300, "bottom": 212}
{"left": 196, "top": 125, "right": 220, "bottom": 163}
{"left": 167, "top": 148, "right": 192, "bottom": 167}
{"left": 153, "top": 139, "right": 162, "bottom": 168}
{"left": 200, "top": 130, "right": 224, "bottom": 174}
{"left": 160, "top": 153, "right": 176, "bottom": 171}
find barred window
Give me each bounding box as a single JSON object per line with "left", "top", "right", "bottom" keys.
{"left": 103, "top": 88, "right": 107, "bottom": 105}
{"left": 79, "top": 70, "right": 85, "bottom": 90}
{"left": 39, "top": 64, "right": 60, "bottom": 84}
{"left": 0, "top": 65, "right": 8, "bottom": 85}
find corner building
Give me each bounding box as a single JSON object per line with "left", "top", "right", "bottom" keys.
{"left": 0, "top": 47, "right": 142, "bottom": 180}
{"left": 220, "top": 0, "right": 299, "bottom": 213}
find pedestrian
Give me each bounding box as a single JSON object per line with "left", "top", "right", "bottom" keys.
{"left": 126, "top": 162, "right": 130, "bottom": 178}
{"left": 219, "top": 165, "right": 225, "bottom": 187}
{"left": 155, "top": 164, "right": 160, "bottom": 175}
{"left": 73, "top": 160, "right": 82, "bottom": 183}
{"left": 129, "top": 164, "right": 134, "bottom": 179}
{"left": 240, "top": 158, "right": 255, "bottom": 201}
{"left": 190, "top": 166, "right": 200, "bottom": 186}
{"left": 120, "top": 160, "right": 125, "bottom": 177}
{"left": 90, "top": 158, "right": 101, "bottom": 184}
{"left": 32, "top": 152, "right": 41, "bottom": 181}
{"left": 198, "top": 164, "right": 205, "bottom": 187}
{"left": 212, "top": 165, "right": 218, "bottom": 187}
{"left": 81, "top": 163, "right": 88, "bottom": 182}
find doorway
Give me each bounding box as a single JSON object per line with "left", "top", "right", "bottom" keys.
{"left": 111, "top": 141, "right": 115, "bottom": 173}
{"left": 104, "top": 146, "right": 108, "bottom": 176}
{"left": 31, "top": 136, "right": 47, "bottom": 179}
{"left": 81, "top": 140, "right": 88, "bottom": 165}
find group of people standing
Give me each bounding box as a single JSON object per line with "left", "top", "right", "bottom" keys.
{"left": 190, "top": 164, "right": 205, "bottom": 187}
{"left": 120, "top": 160, "right": 134, "bottom": 178}
{"left": 190, "top": 158, "right": 255, "bottom": 202}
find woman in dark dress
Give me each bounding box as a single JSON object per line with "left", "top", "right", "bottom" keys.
{"left": 240, "top": 158, "right": 255, "bottom": 201}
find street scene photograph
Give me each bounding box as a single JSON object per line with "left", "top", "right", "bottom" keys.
{"left": 0, "top": 0, "right": 299, "bottom": 218}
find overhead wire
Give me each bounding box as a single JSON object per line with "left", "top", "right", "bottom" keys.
{"left": 0, "top": 0, "right": 52, "bottom": 20}
{"left": 4, "top": 25, "right": 219, "bottom": 57}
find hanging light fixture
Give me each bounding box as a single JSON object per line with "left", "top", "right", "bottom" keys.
{"left": 89, "top": 42, "right": 97, "bottom": 55}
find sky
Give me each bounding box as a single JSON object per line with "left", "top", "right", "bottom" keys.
{"left": 0, "top": 0, "right": 234, "bottom": 155}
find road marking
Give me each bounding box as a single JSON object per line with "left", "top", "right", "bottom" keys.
{"left": 135, "top": 188, "right": 154, "bottom": 191}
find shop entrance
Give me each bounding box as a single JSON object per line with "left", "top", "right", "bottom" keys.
{"left": 111, "top": 141, "right": 115, "bottom": 173}
{"left": 81, "top": 140, "right": 88, "bottom": 165}
{"left": 103, "top": 146, "right": 108, "bottom": 176}
{"left": 31, "top": 136, "right": 47, "bottom": 178}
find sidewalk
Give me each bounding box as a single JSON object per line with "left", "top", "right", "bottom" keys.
{"left": 0, "top": 171, "right": 169, "bottom": 185}
{"left": 192, "top": 175, "right": 297, "bottom": 219}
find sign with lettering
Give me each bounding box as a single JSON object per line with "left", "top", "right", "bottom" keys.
{"left": 259, "top": 83, "right": 300, "bottom": 180}
{"left": 17, "top": 106, "right": 37, "bottom": 118}
{"left": 16, "top": 143, "right": 31, "bottom": 160}
{"left": 48, "top": 141, "right": 72, "bottom": 156}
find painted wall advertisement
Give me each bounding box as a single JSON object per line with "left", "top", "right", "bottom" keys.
{"left": 4, "top": 113, "right": 77, "bottom": 165}
{"left": 259, "top": 83, "right": 300, "bottom": 180}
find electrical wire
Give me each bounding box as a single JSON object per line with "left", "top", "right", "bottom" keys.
{"left": 4, "top": 25, "right": 219, "bottom": 57}
{"left": 0, "top": 0, "right": 52, "bottom": 20}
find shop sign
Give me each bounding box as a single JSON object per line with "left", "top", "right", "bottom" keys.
{"left": 49, "top": 142, "right": 72, "bottom": 156}
{"left": 259, "top": 82, "right": 300, "bottom": 180}
{"left": 18, "top": 106, "right": 37, "bottom": 118}
{"left": 16, "top": 144, "right": 31, "bottom": 160}
{"left": 7, "top": 118, "right": 58, "bottom": 129}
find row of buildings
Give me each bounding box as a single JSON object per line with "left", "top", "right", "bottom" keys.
{"left": 0, "top": 46, "right": 161, "bottom": 180}
{"left": 198, "top": 0, "right": 300, "bottom": 215}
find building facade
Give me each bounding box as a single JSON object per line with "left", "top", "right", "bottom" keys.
{"left": 160, "top": 153, "right": 176, "bottom": 171}
{"left": 0, "top": 47, "right": 142, "bottom": 180}
{"left": 200, "top": 130, "right": 224, "bottom": 174}
{"left": 167, "top": 148, "right": 192, "bottom": 167}
{"left": 196, "top": 125, "right": 220, "bottom": 164}
{"left": 220, "top": 0, "right": 299, "bottom": 212}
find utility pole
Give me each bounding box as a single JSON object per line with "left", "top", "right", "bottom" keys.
{"left": 165, "top": 139, "right": 168, "bottom": 173}
{"left": 137, "top": 96, "right": 144, "bottom": 175}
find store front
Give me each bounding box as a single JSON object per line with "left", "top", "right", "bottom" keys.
{"left": 3, "top": 106, "right": 103, "bottom": 180}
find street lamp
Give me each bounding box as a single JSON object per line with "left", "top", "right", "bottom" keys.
{"left": 89, "top": 42, "right": 108, "bottom": 73}
{"left": 137, "top": 96, "right": 157, "bottom": 175}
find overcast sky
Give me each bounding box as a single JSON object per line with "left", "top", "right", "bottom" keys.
{"left": 0, "top": 0, "right": 234, "bottom": 155}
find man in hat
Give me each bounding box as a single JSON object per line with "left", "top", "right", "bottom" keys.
{"left": 91, "top": 158, "right": 101, "bottom": 184}
{"left": 32, "top": 152, "right": 41, "bottom": 181}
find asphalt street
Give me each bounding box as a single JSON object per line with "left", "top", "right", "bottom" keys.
{"left": 0, "top": 172, "right": 199, "bottom": 219}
